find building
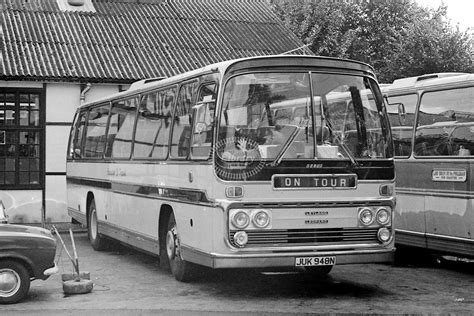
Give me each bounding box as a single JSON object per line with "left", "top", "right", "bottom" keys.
{"left": 0, "top": 0, "right": 305, "bottom": 225}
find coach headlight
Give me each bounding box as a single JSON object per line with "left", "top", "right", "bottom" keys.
{"left": 233, "top": 231, "right": 248, "bottom": 247}
{"left": 359, "top": 207, "right": 374, "bottom": 226}
{"left": 377, "top": 227, "right": 391, "bottom": 243}
{"left": 231, "top": 210, "right": 250, "bottom": 229}
{"left": 252, "top": 210, "right": 271, "bottom": 228}
{"left": 376, "top": 207, "right": 391, "bottom": 225}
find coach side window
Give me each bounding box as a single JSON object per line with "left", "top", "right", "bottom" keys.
{"left": 170, "top": 81, "right": 197, "bottom": 158}
{"left": 415, "top": 87, "right": 474, "bottom": 156}
{"left": 134, "top": 87, "right": 175, "bottom": 159}
{"left": 83, "top": 104, "right": 109, "bottom": 159}
{"left": 106, "top": 97, "right": 138, "bottom": 159}
{"left": 191, "top": 83, "right": 217, "bottom": 159}
{"left": 386, "top": 94, "right": 417, "bottom": 157}
{"left": 68, "top": 111, "right": 87, "bottom": 159}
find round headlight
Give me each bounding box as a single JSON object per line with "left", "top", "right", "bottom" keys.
{"left": 376, "top": 208, "right": 390, "bottom": 225}
{"left": 359, "top": 208, "right": 374, "bottom": 225}
{"left": 231, "top": 211, "right": 250, "bottom": 229}
{"left": 233, "top": 231, "right": 248, "bottom": 247}
{"left": 253, "top": 210, "right": 270, "bottom": 228}
{"left": 377, "top": 227, "right": 391, "bottom": 243}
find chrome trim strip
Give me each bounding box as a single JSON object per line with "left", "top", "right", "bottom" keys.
{"left": 97, "top": 220, "right": 160, "bottom": 255}
{"left": 396, "top": 187, "right": 474, "bottom": 198}
{"left": 0, "top": 231, "right": 55, "bottom": 241}
{"left": 228, "top": 198, "right": 395, "bottom": 209}
{"left": 67, "top": 175, "right": 215, "bottom": 205}
{"left": 395, "top": 229, "right": 425, "bottom": 237}
{"left": 425, "top": 232, "right": 474, "bottom": 244}
{"left": 68, "top": 207, "right": 87, "bottom": 225}
{"left": 111, "top": 181, "right": 214, "bottom": 206}
{"left": 396, "top": 229, "right": 474, "bottom": 244}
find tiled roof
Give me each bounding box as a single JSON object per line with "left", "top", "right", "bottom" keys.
{"left": 0, "top": 0, "right": 305, "bottom": 83}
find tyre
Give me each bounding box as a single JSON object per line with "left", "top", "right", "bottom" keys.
{"left": 165, "top": 213, "right": 196, "bottom": 282}
{"left": 0, "top": 260, "right": 31, "bottom": 304}
{"left": 88, "top": 199, "right": 108, "bottom": 251}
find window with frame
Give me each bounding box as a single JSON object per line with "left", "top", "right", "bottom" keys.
{"left": 191, "top": 83, "right": 217, "bottom": 159}
{"left": 68, "top": 111, "right": 87, "bottom": 159}
{"left": 170, "top": 81, "right": 198, "bottom": 158}
{"left": 106, "top": 97, "right": 138, "bottom": 159}
{"left": 83, "top": 104, "right": 110, "bottom": 159}
{"left": 386, "top": 94, "right": 417, "bottom": 157}
{"left": 134, "top": 87, "right": 175, "bottom": 159}
{"left": 414, "top": 87, "right": 474, "bottom": 156}
{"left": 0, "top": 90, "right": 43, "bottom": 187}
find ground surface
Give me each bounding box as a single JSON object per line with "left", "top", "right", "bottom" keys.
{"left": 3, "top": 233, "right": 473, "bottom": 315}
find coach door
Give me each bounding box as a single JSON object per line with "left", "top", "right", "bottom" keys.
{"left": 414, "top": 88, "right": 474, "bottom": 251}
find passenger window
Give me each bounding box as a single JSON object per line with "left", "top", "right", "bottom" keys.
{"left": 170, "top": 81, "right": 197, "bottom": 158}
{"left": 191, "top": 83, "right": 217, "bottom": 159}
{"left": 106, "top": 97, "right": 138, "bottom": 159}
{"left": 83, "top": 104, "right": 109, "bottom": 159}
{"left": 387, "top": 94, "right": 417, "bottom": 157}
{"left": 415, "top": 87, "right": 474, "bottom": 156}
{"left": 68, "top": 111, "right": 87, "bottom": 159}
{"left": 134, "top": 87, "right": 175, "bottom": 159}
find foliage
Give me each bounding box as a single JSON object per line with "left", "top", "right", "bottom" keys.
{"left": 271, "top": 0, "right": 473, "bottom": 83}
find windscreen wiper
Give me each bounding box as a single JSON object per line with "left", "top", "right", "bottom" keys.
{"left": 325, "top": 118, "right": 359, "bottom": 168}
{"left": 267, "top": 125, "right": 301, "bottom": 167}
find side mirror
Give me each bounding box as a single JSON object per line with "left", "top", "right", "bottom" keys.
{"left": 385, "top": 94, "right": 406, "bottom": 126}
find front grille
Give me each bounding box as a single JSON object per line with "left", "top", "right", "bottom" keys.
{"left": 229, "top": 227, "right": 379, "bottom": 247}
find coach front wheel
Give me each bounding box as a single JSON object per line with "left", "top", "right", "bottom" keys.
{"left": 166, "top": 213, "right": 196, "bottom": 282}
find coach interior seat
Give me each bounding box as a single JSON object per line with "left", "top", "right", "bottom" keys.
{"left": 450, "top": 125, "right": 474, "bottom": 156}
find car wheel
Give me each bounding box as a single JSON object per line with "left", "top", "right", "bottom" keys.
{"left": 88, "top": 199, "right": 108, "bottom": 251}
{"left": 0, "top": 260, "right": 31, "bottom": 304}
{"left": 165, "top": 213, "right": 196, "bottom": 282}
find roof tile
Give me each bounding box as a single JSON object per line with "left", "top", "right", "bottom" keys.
{"left": 1, "top": 0, "right": 304, "bottom": 82}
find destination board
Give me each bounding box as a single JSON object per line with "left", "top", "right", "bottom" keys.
{"left": 273, "top": 174, "right": 357, "bottom": 189}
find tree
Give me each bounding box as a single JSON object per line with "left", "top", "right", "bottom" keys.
{"left": 271, "top": 0, "right": 473, "bottom": 83}
{"left": 386, "top": 5, "right": 473, "bottom": 80}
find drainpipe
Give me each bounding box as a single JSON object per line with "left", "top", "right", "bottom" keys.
{"left": 80, "top": 83, "right": 92, "bottom": 105}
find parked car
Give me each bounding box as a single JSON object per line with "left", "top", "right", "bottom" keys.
{"left": 0, "top": 202, "right": 58, "bottom": 304}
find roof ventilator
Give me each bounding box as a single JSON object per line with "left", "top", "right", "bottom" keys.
{"left": 57, "top": 0, "right": 96, "bottom": 12}
{"left": 68, "top": 0, "right": 84, "bottom": 5}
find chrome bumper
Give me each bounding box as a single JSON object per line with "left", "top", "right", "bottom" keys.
{"left": 182, "top": 246, "right": 395, "bottom": 269}
{"left": 43, "top": 263, "right": 59, "bottom": 276}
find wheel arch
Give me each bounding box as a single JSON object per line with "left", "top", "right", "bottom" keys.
{"left": 86, "top": 191, "right": 95, "bottom": 226}
{"left": 158, "top": 204, "right": 173, "bottom": 267}
{"left": 0, "top": 255, "right": 35, "bottom": 279}
{"left": 159, "top": 204, "right": 173, "bottom": 246}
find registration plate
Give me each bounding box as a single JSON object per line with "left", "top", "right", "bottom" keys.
{"left": 295, "top": 256, "right": 336, "bottom": 267}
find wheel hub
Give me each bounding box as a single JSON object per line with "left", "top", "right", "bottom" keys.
{"left": 0, "top": 269, "right": 20, "bottom": 297}
{"left": 91, "top": 210, "right": 98, "bottom": 239}
{"left": 166, "top": 227, "right": 178, "bottom": 260}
